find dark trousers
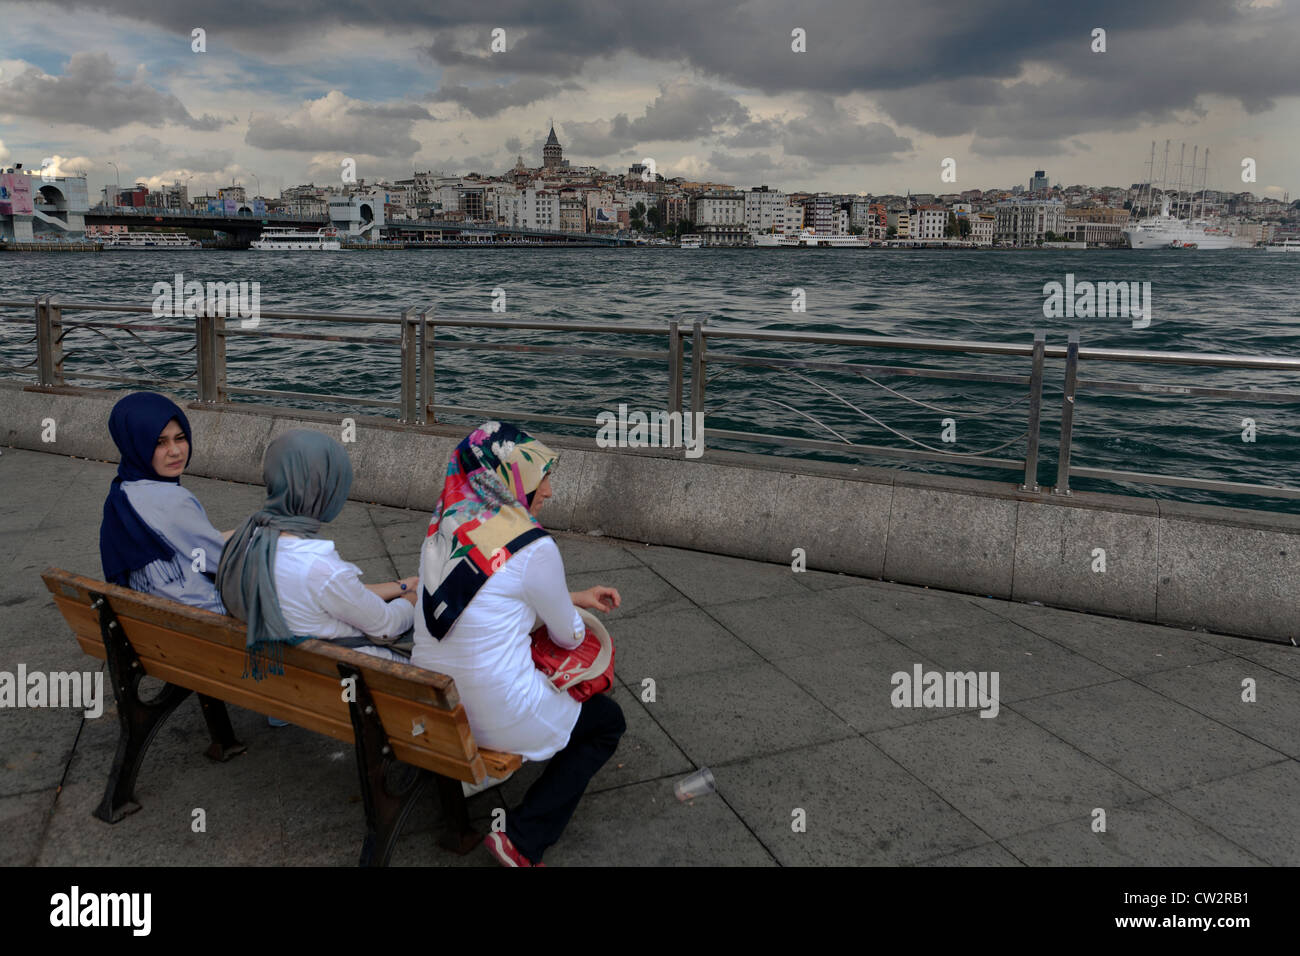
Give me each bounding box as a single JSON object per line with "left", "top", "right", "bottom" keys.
{"left": 507, "top": 693, "right": 626, "bottom": 863}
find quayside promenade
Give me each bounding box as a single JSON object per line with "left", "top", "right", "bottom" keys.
{"left": 2, "top": 447, "right": 1296, "bottom": 866}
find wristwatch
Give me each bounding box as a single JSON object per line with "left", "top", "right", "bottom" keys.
{"left": 398, "top": 581, "right": 408, "bottom": 591}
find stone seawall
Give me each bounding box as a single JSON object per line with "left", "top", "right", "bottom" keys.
{"left": 4, "top": 381, "right": 1296, "bottom": 643}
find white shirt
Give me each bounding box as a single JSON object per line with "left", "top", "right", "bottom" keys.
{"left": 411, "top": 535, "right": 584, "bottom": 762}
{"left": 273, "top": 537, "right": 413, "bottom": 661}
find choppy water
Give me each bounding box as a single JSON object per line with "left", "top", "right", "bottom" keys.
{"left": 2, "top": 247, "right": 1298, "bottom": 512}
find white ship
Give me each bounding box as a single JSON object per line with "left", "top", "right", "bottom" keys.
{"left": 1123, "top": 141, "right": 1252, "bottom": 250}
{"left": 754, "top": 228, "right": 872, "bottom": 248}
{"left": 250, "top": 227, "right": 341, "bottom": 251}
{"left": 101, "top": 231, "right": 201, "bottom": 249}
{"left": 1265, "top": 238, "right": 1300, "bottom": 253}
{"left": 679, "top": 234, "right": 703, "bottom": 249}
{"left": 1122, "top": 198, "right": 1249, "bottom": 250}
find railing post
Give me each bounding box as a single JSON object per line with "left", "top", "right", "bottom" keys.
{"left": 689, "top": 318, "right": 706, "bottom": 426}
{"left": 1020, "top": 331, "right": 1045, "bottom": 492}
{"left": 418, "top": 306, "right": 434, "bottom": 425}
{"left": 34, "top": 294, "right": 51, "bottom": 384}
{"left": 667, "top": 319, "right": 682, "bottom": 418}
{"left": 399, "top": 308, "right": 417, "bottom": 423}
{"left": 195, "top": 312, "right": 227, "bottom": 403}
{"left": 1054, "top": 331, "right": 1080, "bottom": 495}
{"left": 36, "top": 294, "right": 65, "bottom": 386}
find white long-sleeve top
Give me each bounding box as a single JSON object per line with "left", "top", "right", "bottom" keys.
{"left": 272, "top": 536, "right": 412, "bottom": 661}
{"left": 411, "top": 535, "right": 584, "bottom": 762}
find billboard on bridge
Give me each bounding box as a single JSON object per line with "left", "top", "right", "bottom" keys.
{"left": 0, "top": 174, "right": 34, "bottom": 215}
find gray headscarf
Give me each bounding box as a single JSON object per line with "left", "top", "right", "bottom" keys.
{"left": 216, "top": 429, "right": 353, "bottom": 677}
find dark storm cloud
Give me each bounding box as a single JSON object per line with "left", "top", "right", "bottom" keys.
{"left": 433, "top": 79, "right": 582, "bottom": 118}
{"left": 21, "top": 0, "right": 1300, "bottom": 150}
{"left": 564, "top": 83, "right": 754, "bottom": 154}
{"left": 0, "top": 52, "right": 229, "bottom": 132}
{"left": 245, "top": 95, "right": 432, "bottom": 157}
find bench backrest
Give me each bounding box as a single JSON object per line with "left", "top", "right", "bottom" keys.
{"left": 41, "top": 567, "right": 520, "bottom": 784}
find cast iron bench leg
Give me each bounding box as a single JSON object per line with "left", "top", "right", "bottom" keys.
{"left": 91, "top": 592, "right": 193, "bottom": 823}
{"left": 340, "top": 663, "right": 430, "bottom": 867}
{"left": 434, "top": 773, "right": 480, "bottom": 855}
{"left": 198, "top": 695, "right": 247, "bottom": 762}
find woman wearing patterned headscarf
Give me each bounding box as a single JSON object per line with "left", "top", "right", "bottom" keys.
{"left": 99, "top": 391, "right": 227, "bottom": 613}
{"left": 216, "top": 429, "right": 418, "bottom": 680}
{"left": 412, "top": 421, "right": 625, "bottom": 867}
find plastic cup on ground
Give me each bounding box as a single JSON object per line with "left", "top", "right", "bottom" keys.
{"left": 674, "top": 767, "right": 716, "bottom": 802}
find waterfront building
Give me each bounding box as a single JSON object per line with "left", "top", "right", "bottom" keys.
{"left": 912, "top": 204, "right": 948, "bottom": 240}
{"left": 217, "top": 185, "right": 247, "bottom": 204}
{"left": 1, "top": 165, "right": 90, "bottom": 242}
{"left": 558, "top": 189, "right": 587, "bottom": 231}
{"left": 744, "top": 186, "right": 789, "bottom": 234}
{"left": 659, "top": 196, "right": 689, "bottom": 228}
{"left": 994, "top": 198, "right": 1064, "bottom": 245}
{"left": 969, "top": 212, "right": 995, "bottom": 246}
{"left": 800, "top": 194, "right": 845, "bottom": 235}
{"left": 499, "top": 187, "right": 560, "bottom": 230}
{"left": 327, "top": 193, "right": 385, "bottom": 238}
{"left": 1062, "top": 221, "right": 1125, "bottom": 246}
{"left": 693, "top": 189, "right": 746, "bottom": 245}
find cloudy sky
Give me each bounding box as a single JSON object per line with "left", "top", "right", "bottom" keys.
{"left": 1, "top": 0, "right": 1297, "bottom": 199}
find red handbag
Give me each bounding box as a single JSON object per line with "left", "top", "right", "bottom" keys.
{"left": 530, "top": 607, "right": 615, "bottom": 703}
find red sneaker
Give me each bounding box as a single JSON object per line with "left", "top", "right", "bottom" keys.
{"left": 483, "top": 832, "right": 545, "bottom": 867}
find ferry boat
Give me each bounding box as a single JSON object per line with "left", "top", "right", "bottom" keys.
{"left": 1265, "top": 238, "right": 1300, "bottom": 253}
{"left": 754, "top": 228, "right": 872, "bottom": 248}
{"left": 679, "top": 234, "right": 703, "bottom": 249}
{"left": 250, "top": 227, "right": 342, "bottom": 251}
{"left": 101, "top": 231, "right": 201, "bottom": 249}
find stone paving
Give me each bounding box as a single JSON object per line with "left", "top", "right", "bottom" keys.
{"left": 2, "top": 447, "right": 1297, "bottom": 866}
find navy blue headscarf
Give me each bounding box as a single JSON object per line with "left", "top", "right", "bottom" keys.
{"left": 99, "top": 392, "right": 193, "bottom": 587}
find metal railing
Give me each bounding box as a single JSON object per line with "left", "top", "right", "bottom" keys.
{"left": 1053, "top": 330, "right": 1300, "bottom": 500}
{"left": 3, "top": 294, "right": 1299, "bottom": 506}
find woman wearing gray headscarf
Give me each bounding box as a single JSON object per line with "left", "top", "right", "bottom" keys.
{"left": 216, "top": 429, "right": 417, "bottom": 679}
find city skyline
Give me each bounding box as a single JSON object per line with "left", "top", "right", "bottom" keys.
{"left": 2, "top": 0, "right": 1299, "bottom": 199}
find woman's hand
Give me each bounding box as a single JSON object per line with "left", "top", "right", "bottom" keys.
{"left": 570, "top": 586, "right": 621, "bottom": 613}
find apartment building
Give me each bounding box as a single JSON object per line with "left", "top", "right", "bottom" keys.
{"left": 912, "top": 204, "right": 948, "bottom": 240}
{"left": 994, "top": 199, "right": 1064, "bottom": 245}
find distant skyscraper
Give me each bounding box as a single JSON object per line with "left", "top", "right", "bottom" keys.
{"left": 543, "top": 124, "right": 564, "bottom": 170}
{"left": 1030, "top": 170, "right": 1050, "bottom": 193}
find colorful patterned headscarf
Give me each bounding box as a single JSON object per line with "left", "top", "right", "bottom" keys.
{"left": 420, "top": 422, "right": 558, "bottom": 640}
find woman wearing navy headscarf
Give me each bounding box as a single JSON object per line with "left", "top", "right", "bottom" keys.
{"left": 99, "top": 392, "right": 228, "bottom": 613}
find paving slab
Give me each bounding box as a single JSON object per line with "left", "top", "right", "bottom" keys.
{"left": 1134, "top": 658, "right": 1300, "bottom": 759}
{"left": 998, "top": 796, "right": 1267, "bottom": 866}
{"left": 1012, "top": 679, "right": 1288, "bottom": 794}
{"left": 869, "top": 710, "right": 1151, "bottom": 842}
{"left": 717, "top": 736, "right": 992, "bottom": 865}
{"left": 1159, "top": 761, "right": 1300, "bottom": 867}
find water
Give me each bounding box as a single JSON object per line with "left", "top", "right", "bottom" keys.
{"left": 2, "top": 247, "right": 1298, "bottom": 512}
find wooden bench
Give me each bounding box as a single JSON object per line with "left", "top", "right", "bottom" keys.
{"left": 41, "top": 567, "right": 522, "bottom": 867}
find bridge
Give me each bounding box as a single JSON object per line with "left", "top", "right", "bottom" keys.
{"left": 84, "top": 206, "right": 630, "bottom": 246}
